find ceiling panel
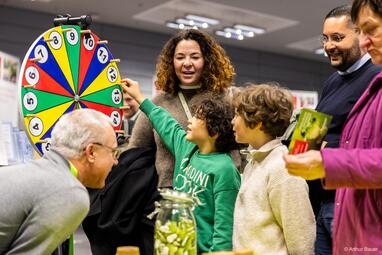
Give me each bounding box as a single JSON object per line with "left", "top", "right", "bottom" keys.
{"left": 0, "top": 0, "right": 351, "bottom": 61}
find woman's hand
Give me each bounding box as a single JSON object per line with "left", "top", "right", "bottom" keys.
{"left": 120, "top": 78, "right": 145, "bottom": 104}
{"left": 283, "top": 150, "right": 326, "bottom": 180}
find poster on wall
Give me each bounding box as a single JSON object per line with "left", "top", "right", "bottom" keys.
{"left": 0, "top": 51, "right": 20, "bottom": 126}
{"left": 291, "top": 90, "right": 318, "bottom": 110}
{"left": 0, "top": 51, "right": 20, "bottom": 83}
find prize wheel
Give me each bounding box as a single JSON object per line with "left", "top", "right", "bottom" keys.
{"left": 18, "top": 25, "right": 123, "bottom": 155}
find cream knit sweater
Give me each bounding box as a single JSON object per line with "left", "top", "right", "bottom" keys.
{"left": 233, "top": 139, "right": 315, "bottom": 255}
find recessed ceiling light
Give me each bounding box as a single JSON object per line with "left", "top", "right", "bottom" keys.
{"left": 216, "top": 24, "right": 265, "bottom": 40}
{"left": 185, "top": 14, "right": 219, "bottom": 25}
{"left": 233, "top": 24, "right": 266, "bottom": 35}
{"left": 166, "top": 22, "right": 196, "bottom": 30}
{"left": 166, "top": 22, "right": 180, "bottom": 29}
{"left": 246, "top": 31, "right": 255, "bottom": 37}
{"left": 216, "top": 30, "right": 248, "bottom": 40}
{"left": 314, "top": 48, "right": 325, "bottom": 55}
{"left": 167, "top": 14, "right": 219, "bottom": 31}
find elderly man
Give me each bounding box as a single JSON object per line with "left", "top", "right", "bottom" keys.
{"left": 0, "top": 109, "right": 119, "bottom": 254}
{"left": 284, "top": 0, "right": 382, "bottom": 254}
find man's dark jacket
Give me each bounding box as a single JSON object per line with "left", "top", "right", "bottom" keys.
{"left": 83, "top": 147, "right": 159, "bottom": 255}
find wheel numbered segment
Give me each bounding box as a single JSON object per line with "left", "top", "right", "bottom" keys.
{"left": 19, "top": 25, "right": 123, "bottom": 155}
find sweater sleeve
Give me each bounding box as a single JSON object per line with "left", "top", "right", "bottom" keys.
{"left": 269, "top": 176, "right": 315, "bottom": 255}
{"left": 322, "top": 148, "right": 382, "bottom": 189}
{"left": 139, "top": 99, "right": 193, "bottom": 156}
{"left": 210, "top": 189, "right": 238, "bottom": 252}
{"left": 210, "top": 166, "right": 240, "bottom": 252}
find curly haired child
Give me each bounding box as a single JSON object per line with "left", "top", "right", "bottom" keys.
{"left": 122, "top": 79, "right": 240, "bottom": 253}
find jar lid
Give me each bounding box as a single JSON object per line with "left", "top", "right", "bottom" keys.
{"left": 159, "top": 188, "right": 193, "bottom": 203}
{"left": 116, "top": 246, "right": 140, "bottom": 255}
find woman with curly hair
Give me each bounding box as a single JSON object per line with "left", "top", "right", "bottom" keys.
{"left": 128, "top": 29, "right": 237, "bottom": 188}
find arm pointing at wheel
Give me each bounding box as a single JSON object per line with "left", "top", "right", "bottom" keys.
{"left": 120, "top": 79, "right": 145, "bottom": 105}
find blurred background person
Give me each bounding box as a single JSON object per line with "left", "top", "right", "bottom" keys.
{"left": 121, "top": 93, "right": 140, "bottom": 138}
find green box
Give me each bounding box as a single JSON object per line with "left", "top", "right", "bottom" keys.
{"left": 288, "top": 108, "right": 332, "bottom": 154}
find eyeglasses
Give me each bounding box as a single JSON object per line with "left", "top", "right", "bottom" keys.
{"left": 320, "top": 33, "right": 346, "bottom": 45}
{"left": 93, "top": 142, "right": 122, "bottom": 159}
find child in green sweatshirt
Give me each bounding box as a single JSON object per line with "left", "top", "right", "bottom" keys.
{"left": 122, "top": 79, "right": 241, "bottom": 253}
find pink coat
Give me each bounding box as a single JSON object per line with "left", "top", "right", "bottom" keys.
{"left": 321, "top": 71, "right": 382, "bottom": 254}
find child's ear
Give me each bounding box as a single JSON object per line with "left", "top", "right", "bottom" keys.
{"left": 210, "top": 133, "right": 219, "bottom": 140}
{"left": 256, "top": 122, "right": 263, "bottom": 130}
{"left": 208, "top": 129, "right": 219, "bottom": 140}
{"left": 209, "top": 126, "right": 219, "bottom": 138}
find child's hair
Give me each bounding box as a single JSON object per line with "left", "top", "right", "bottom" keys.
{"left": 191, "top": 93, "right": 237, "bottom": 152}
{"left": 234, "top": 83, "right": 293, "bottom": 138}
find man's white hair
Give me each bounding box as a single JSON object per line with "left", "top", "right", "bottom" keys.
{"left": 51, "top": 109, "right": 113, "bottom": 159}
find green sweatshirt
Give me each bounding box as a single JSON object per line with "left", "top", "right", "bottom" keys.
{"left": 140, "top": 99, "right": 240, "bottom": 253}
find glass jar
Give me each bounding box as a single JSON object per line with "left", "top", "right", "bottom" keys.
{"left": 154, "top": 189, "right": 197, "bottom": 255}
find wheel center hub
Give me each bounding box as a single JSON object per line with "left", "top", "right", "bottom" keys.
{"left": 74, "top": 94, "right": 80, "bottom": 102}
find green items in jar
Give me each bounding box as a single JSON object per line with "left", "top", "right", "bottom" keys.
{"left": 154, "top": 189, "right": 197, "bottom": 255}
{"left": 155, "top": 217, "right": 196, "bottom": 255}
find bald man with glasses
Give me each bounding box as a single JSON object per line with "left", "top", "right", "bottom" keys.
{"left": 0, "top": 109, "right": 119, "bottom": 254}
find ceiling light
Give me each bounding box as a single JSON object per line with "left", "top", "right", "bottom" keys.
{"left": 215, "top": 31, "right": 227, "bottom": 38}
{"left": 167, "top": 14, "right": 219, "bottom": 31}
{"left": 166, "top": 22, "right": 181, "bottom": 29}
{"left": 215, "top": 30, "right": 248, "bottom": 40}
{"left": 166, "top": 22, "right": 188, "bottom": 30}
{"left": 166, "top": 22, "right": 197, "bottom": 30}
{"left": 185, "top": 14, "right": 220, "bottom": 25}
{"left": 216, "top": 24, "right": 265, "bottom": 40}
{"left": 246, "top": 31, "right": 255, "bottom": 37}
{"left": 224, "top": 27, "right": 238, "bottom": 34}
{"left": 234, "top": 24, "right": 266, "bottom": 35}
{"left": 176, "top": 18, "right": 191, "bottom": 25}
{"left": 315, "top": 48, "right": 326, "bottom": 55}
{"left": 176, "top": 18, "right": 207, "bottom": 28}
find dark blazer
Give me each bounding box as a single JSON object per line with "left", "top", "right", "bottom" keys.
{"left": 83, "top": 147, "right": 159, "bottom": 255}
